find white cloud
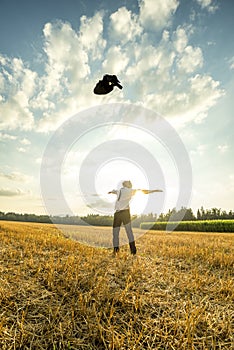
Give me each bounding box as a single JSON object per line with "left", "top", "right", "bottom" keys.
{"left": 117, "top": 22, "right": 223, "bottom": 124}
{"left": 126, "top": 44, "right": 159, "bottom": 78}
{"left": 186, "top": 74, "right": 224, "bottom": 122}
{"left": 125, "top": 29, "right": 176, "bottom": 91}
{"left": 190, "top": 144, "right": 207, "bottom": 156}
{"left": 35, "top": 157, "right": 42, "bottom": 164}
{"left": 229, "top": 56, "right": 234, "bottom": 70}
{"left": 42, "top": 20, "right": 90, "bottom": 91}
{"left": 32, "top": 15, "right": 106, "bottom": 132}
{"left": 0, "top": 56, "right": 36, "bottom": 131}
{"left": 0, "top": 132, "right": 17, "bottom": 140}
{"left": 177, "top": 45, "right": 203, "bottom": 73}
{"left": 143, "top": 73, "right": 224, "bottom": 124}
{"left": 0, "top": 171, "right": 32, "bottom": 182}
{"left": 17, "top": 147, "right": 27, "bottom": 153}
{"left": 196, "top": 0, "right": 218, "bottom": 13}
{"left": 109, "top": 7, "right": 142, "bottom": 44}
{"left": 0, "top": 99, "right": 34, "bottom": 131}
{"left": 80, "top": 12, "right": 106, "bottom": 59}
{"left": 217, "top": 144, "right": 229, "bottom": 154}
{"left": 0, "top": 188, "right": 25, "bottom": 197}
{"left": 20, "top": 138, "right": 31, "bottom": 145}
{"left": 0, "top": 73, "right": 5, "bottom": 92}
{"left": 190, "top": 74, "right": 219, "bottom": 94}
{"left": 102, "top": 46, "right": 129, "bottom": 74}
{"left": 139, "top": 0, "right": 179, "bottom": 30}
{"left": 36, "top": 90, "right": 97, "bottom": 132}
{"left": 173, "top": 27, "right": 188, "bottom": 53}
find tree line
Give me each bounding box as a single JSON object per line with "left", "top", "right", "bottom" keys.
{"left": 157, "top": 206, "right": 234, "bottom": 222}
{"left": 0, "top": 206, "right": 234, "bottom": 226}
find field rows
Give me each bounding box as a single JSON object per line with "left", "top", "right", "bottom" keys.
{"left": 0, "top": 221, "right": 233, "bottom": 349}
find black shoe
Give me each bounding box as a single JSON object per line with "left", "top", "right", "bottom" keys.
{"left": 113, "top": 247, "right": 119, "bottom": 254}
{"left": 129, "top": 242, "right": 136, "bottom": 255}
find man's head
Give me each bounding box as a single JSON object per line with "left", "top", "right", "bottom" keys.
{"left": 122, "top": 180, "right": 132, "bottom": 188}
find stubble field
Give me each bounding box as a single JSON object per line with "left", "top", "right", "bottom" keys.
{"left": 0, "top": 221, "right": 233, "bottom": 350}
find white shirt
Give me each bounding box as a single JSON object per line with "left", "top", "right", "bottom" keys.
{"left": 114, "top": 187, "right": 135, "bottom": 212}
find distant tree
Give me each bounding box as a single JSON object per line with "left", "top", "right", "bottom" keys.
{"left": 6, "top": 212, "right": 17, "bottom": 221}
{"left": 221, "top": 210, "right": 228, "bottom": 219}
{"left": 157, "top": 212, "right": 166, "bottom": 222}
{"left": 200, "top": 206, "right": 205, "bottom": 220}
{"left": 182, "top": 208, "right": 196, "bottom": 221}
{"left": 156, "top": 207, "right": 196, "bottom": 222}
{"left": 197, "top": 209, "right": 201, "bottom": 220}
{"left": 210, "top": 208, "right": 221, "bottom": 220}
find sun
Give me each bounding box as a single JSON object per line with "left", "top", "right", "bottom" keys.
{"left": 95, "top": 158, "right": 149, "bottom": 215}
{"left": 130, "top": 190, "right": 148, "bottom": 215}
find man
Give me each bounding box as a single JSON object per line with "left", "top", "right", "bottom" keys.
{"left": 108, "top": 180, "right": 163, "bottom": 255}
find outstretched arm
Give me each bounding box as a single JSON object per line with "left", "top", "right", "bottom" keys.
{"left": 108, "top": 189, "right": 118, "bottom": 195}
{"left": 140, "top": 189, "right": 163, "bottom": 194}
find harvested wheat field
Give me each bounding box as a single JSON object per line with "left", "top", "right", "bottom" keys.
{"left": 0, "top": 221, "right": 233, "bottom": 350}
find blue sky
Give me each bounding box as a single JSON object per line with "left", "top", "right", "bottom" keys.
{"left": 0, "top": 0, "right": 233, "bottom": 216}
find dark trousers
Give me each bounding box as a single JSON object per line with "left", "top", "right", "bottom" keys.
{"left": 113, "top": 209, "right": 136, "bottom": 254}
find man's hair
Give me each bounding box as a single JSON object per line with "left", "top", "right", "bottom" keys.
{"left": 122, "top": 180, "right": 132, "bottom": 188}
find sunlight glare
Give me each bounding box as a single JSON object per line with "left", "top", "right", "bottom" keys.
{"left": 95, "top": 159, "right": 149, "bottom": 215}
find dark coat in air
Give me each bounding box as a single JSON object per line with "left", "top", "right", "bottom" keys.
{"left": 93, "top": 74, "right": 123, "bottom": 95}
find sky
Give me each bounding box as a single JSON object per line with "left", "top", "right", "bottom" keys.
{"left": 0, "top": 0, "right": 234, "bottom": 217}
